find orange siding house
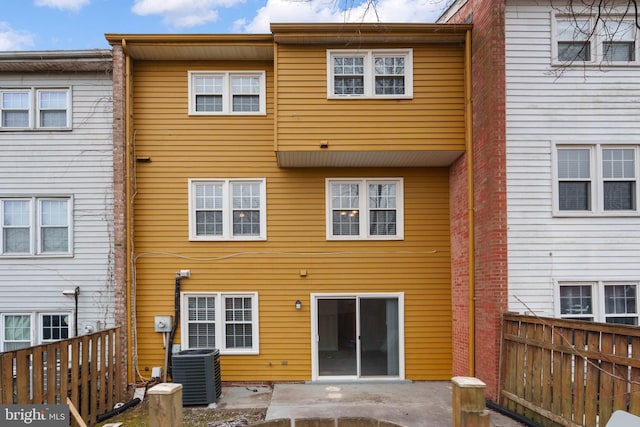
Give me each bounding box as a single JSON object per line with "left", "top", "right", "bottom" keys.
{"left": 107, "top": 23, "right": 473, "bottom": 385}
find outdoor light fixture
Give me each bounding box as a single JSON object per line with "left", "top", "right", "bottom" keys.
{"left": 62, "top": 286, "right": 80, "bottom": 337}
{"left": 295, "top": 300, "right": 302, "bottom": 310}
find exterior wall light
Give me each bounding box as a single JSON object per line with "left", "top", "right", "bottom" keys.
{"left": 295, "top": 300, "right": 302, "bottom": 310}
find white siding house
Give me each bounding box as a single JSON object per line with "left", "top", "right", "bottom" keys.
{"left": 0, "top": 50, "right": 114, "bottom": 351}
{"left": 505, "top": 1, "right": 640, "bottom": 324}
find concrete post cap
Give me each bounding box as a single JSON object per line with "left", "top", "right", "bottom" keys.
{"left": 148, "top": 382, "right": 183, "bottom": 395}
{"left": 451, "top": 376, "right": 487, "bottom": 387}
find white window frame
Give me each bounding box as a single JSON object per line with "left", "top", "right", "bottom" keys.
{"left": 325, "top": 178, "right": 404, "bottom": 240}
{"left": 0, "top": 196, "right": 73, "bottom": 256}
{"left": 555, "top": 281, "right": 640, "bottom": 325}
{"left": 188, "top": 178, "right": 266, "bottom": 241}
{"left": 181, "top": 292, "right": 259, "bottom": 355}
{"left": 188, "top": 71, "right": 266, "bottom": 115}
{"left": 327, "top": 49, "right": 413, "bottom": 99}
{"left": 552, "top": 14, "right": 640, "bottom": 66}
{"left": 553, "top": 144, "right": 639, "bottom": 216}
{"left": 0, "top": 87, "right": 71, "bottom": 130}
{"left": 1, "top": 313, "right": 34, "bottom": 352}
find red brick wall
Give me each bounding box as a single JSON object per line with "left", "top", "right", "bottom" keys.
{"left": 450, "top": 153, "right": 470, "bottom": 377}
{"left": 111, "top": 43, "right": 129, "bottom": 391}
{"left": 446, "top": 0, "right": 508, "bottom": 400}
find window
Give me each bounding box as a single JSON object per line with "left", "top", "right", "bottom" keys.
{"left": 558, "top": 282, "right": 639, "bottom": 325}
{"left": 559, "top": 284, "right": 594, "bottom": 321}
{"left": 189, "top": 179, "right": 266, "bottom": 241}
{"left": 556, "top": 18, "right": 592, "bottom": 62}
{"left": 326, "top": 178, "right": 404, "bottom": 240}
{"left": 41, "top": 313, "right": 70, "bottom": 342}
{"left": 188, "top": 71, "right": 266, "bottom": 115}
{"left": 0, "top": 88, "right": 70, "bottom": 129}
{"left": 1, "top": 197, "right": 72, "bottom": 256}
{"left": 182, "top": 293, "right": 259, "bottom": 354}
{"left": 554, "top": 16, "right": 639, "bottom": 64}
{"left": 327, "top": 50, "right": 413, "bottom": 99}
{"left": 555, "top": 145, "right": 638, "bottom": 215}
{"left": 2, "top": 314, "right": 32, "bottom": 351}
{"left": 603, "top": 19, "right": 636, "bottom": 62}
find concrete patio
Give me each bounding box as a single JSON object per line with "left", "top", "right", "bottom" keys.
{"left": 214, "top": 382, "right": 525, "bottom": 426}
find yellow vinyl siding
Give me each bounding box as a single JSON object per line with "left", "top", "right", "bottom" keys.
{"left": 131, "top": 58, "right": 453, "bottom": 381}
{"left": 274, "top": 44, "right": 465, "bottom": 153}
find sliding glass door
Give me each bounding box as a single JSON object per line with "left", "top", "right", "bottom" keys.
{"left": 314, "top": 294, "right": 402, "bottom": 379}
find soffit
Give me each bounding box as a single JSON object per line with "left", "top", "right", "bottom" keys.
{"left": 276, "top": 150, "right": 464, "bottom": 168}
{"left": 270, "top": 23, "right": 472, "bottom": 45}
{"left": 105, "top": 34, "right": 275, "bottom": 61}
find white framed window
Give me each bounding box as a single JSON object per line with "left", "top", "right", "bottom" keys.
{"left": 553, "top": 15, "right": 639, "bottom": 65}
{"left": 40, "top": 313, "right": 70, "bottom": 343}
{"left": 554, "top": 144, "right": 638, "bottom": 215}
{"left": 555, "top": 17, "right": 593, "bottom": 62}
{"left": 602, "top": 18, "right": 637, "bottom": 62}
{"left": 188, "top": 71, "right": 266, "bottom": 115}
{"left": 1, "top": 314, "right": 33, "bottom": 351}
{"left": 0, "top": 88, "right": 71, "bottom": 130}
{"left": 327, "top": 49, "right": 413, "bottom": 99}
{"left": 181, "top": 292, "right": 259, "bottom": 355}
{"left": 326, "top": 178, "right": 404, "bottom": 240}
{"left": 0, "top": 197, "right": 72, "bottom": 256}
{"left": 188, "top": 179, "right": 266, "bottom": 241}
{"left": 557, "top": 281, "right": 640, "bottom": 325}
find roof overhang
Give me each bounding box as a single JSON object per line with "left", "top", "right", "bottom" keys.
{"left": 0, "top": 49, "right": 112, "bottom": 72}
{"left": 104, "top": 34, "right": 275, "bottom": 61}
{"left": 277, "top": 150, "right": 464, "bottom": 168}
{"left": 105, "top": 23, "right": 472, "bottom": 61}
{"left": 270, "top": 23, "right": 472, "bottom": 45}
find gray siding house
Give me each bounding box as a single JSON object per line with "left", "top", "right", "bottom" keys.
{"left": 0, "top": 50, "right": 114, "bottom": 351}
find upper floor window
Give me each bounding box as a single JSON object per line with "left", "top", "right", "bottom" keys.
{"left": 555, "top": 145, "right": 638, "bottom": 215}
{"left": 327, "top": 49, "right": 413, "bottom": 99}
{"left": 558, "top": 282, "right": 639, "bottom": 325}
{"left": 1, "top": 197, "right": 72, "bottom": 256}
{"left": 603, "top": 19, "right": 636, "bottom": 61}
{"left": 188, "top": 71, "right": 266, "bottom": 115}
{"left": 188, "top": 179, "right": 266, "bottom": 241}
{"left": 181, "top": 292, "right": 259, "bottom": 355}
{"left": 0, "top": 88, "right": 71, "bottom": 130}
{"left": 554, "top": 16, "right": 638, "bottom": 64}
{"left": 326, "top": 178, "right": 404, "bottom": 240}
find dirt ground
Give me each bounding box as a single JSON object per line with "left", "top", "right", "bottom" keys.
{"left": 96, "top": 399, "right": 266, "bottom": 427}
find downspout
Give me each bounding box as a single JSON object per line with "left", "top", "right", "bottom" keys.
{"left": 122, "top": 38, "right": 134, "bottom": 384}
{"left": 465, "top": 28, "right": 476, "bottom": 377}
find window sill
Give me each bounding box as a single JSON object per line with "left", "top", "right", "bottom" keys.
{"left": 327, "top": 95, "right": 413, "bottom": 100}
{"left": 189, "top": 236, "right": 267, "bottom": 242}
{"left": 553, "top": 211, "right": 640, "bottom": 218}
{"left": 0, "top": 253, "right": 73, "bottom": 258}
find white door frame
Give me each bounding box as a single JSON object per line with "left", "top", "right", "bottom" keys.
{"left": 310, "top": 292, "right": 405, "bottom": 381}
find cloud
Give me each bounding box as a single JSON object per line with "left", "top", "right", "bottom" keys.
{"left": 235, "top": 0, "right": 446, "bottom": 33}
{"left": 34, "top": 0, "right": 90, "bottom": 11}
{"left": 132, "top": 0, "right": 245, "bottom": 28}
{"left": 0, "top": 23, "right": 35, "bottom": 51}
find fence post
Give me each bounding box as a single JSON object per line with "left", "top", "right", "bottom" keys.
{"left": 148, "top": 383, "right": 183, "bottom": 427}
{"left": 451, "top": 376, "right": 490, "bottom": 427}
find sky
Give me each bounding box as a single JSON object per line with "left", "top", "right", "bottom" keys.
{"left": 0, "top": 0, "right": 450, "bottom": 52}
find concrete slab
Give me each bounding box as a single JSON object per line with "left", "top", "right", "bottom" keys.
{"left": 216, "top": 385, "right": 272, "bottom": 410}
{"left": 264, "top": 382, "right": 525, "bottom": 427}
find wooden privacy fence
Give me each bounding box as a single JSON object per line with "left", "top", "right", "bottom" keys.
{"left": 0, "top": 328, "right": 121, "bottom": 427}
{"left": 500, "top": 313, "right": 640, "bottom": 427}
